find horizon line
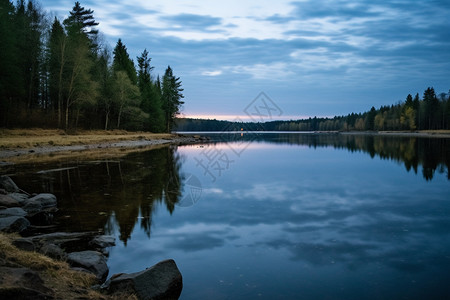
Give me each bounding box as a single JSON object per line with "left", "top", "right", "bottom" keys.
{"left": 177, "top": 114, "right": 334, "bottom": 122}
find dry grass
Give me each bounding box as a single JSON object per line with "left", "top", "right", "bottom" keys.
{"left": 0, "top": 232, "right": 123, "bottom": 299}
{"left": 418, "top": 129, "right": 450, "bottom": 134}
{"left": 0, "top": 128, "right": 183, "bottom": 164}
{"left": 4, "top": 143, "right": 170, "bottom": 164}
{"left": 0, "top": 128, "right": 174, "bottom": 149}
{"left": 0, "top": 233, "right": 64, "bottom": 270}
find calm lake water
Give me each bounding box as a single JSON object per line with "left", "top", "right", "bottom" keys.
{"left": 2, "top": 133, "right": 450, "bottom": 300}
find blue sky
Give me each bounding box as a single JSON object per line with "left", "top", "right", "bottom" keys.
{"left": 44, "top": 0, "right": 450, "bottom": 121}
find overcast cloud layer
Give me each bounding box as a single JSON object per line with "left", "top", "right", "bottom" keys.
{"left": 45, "top": 0, "right": 450, "bottom": 120}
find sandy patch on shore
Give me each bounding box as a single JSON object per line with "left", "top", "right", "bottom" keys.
{"left": 0, "top": 129, "right": 200, "bottom": 164}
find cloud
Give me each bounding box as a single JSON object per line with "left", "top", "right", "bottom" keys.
{"left": 159, "top": 13, "right": 223, "bottom": 31}
{"left": 201, "top": 70, "right": 223, "bottom": 77}
{"left": 225, "top": 62, "right": 296, "bottom": 80}
{"left": 291, "top": 1, "right": 380, "bottom": 20}
{"left": 44, "top": 0, "right": 450, "bottom": 117}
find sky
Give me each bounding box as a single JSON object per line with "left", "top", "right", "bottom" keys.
{"left": 44, "top": 0, "right": 450, "bottom": 121}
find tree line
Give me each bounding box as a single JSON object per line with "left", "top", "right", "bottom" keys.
{"left": 0, "top": 0, "right": 184, "bottom": 132}
{"left": 175, "top": 87, "right": 450, "bottom": 132}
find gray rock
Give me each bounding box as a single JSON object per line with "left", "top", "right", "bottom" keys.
{"left": 0, "top": 216, "right": 30, "bottom": 233}
{"left": 0, "top": 207, "right": 27, "bottom": 217}
{"left": 25, "top": 231, "right": 98, "bottom": 251}
{"left": 90, "top": 235, "right": 116, "bottom": 249}
{"left": 40, "top": 243, "right": 66, "bottom": 260}
{"left": 8, "top": 192, "right": 30, "bottom": 205}
{"left": 103, "top": 259, "right": 182, "bottom": 300}
{"left": 12, "top": 238, "right": 36, "bottom": 252}
{"left": 22, "top": 200, "right": 43, "bottom": 214}
{"left": 28, "top": 193, "right": 57, "bottom": 208}
{"left": 0, "top": 176, "right": 20, "bottom": 193}
{"left": 67, "top": 251, "right": 108, "bottom": 282}
{"left": 90, "top": 235, "right": 116, "bottom": 256}
{"left": 0, "top": 194, "right": 19, "bottom": 208}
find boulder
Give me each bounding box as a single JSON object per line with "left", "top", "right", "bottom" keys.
{"left": 90, "top": 235, "right": 116, "bottom": 249}
{"left": 0, "top": 207, "right": 27, "bottom": 217}
{"left": 40, "top": 243, "right": 66, "bottom": 260}
{"left": 90, "top": 235, "right": 116, "bottom": 256}
{"left": 67, "top": 251, "right": 108, "bottom": 282}
{"left": 12, "top": 238, "right": 36, "bottom": 252}
{"left": 103, "top": 259, "right": 182, "bottom": 300}
{"left": 22, "top": 201, "right": 43, "bottom": 214}
{"left": 0, "top": 216, "right": 30, "bottom": 233}
{"left": 7, "top": 192, "right": 29, "bottom": 205}
{"left": 0, "top": 194, "right": 20, "bottom": 208}
{"left": 0, "top": 176, "right": 20, "bottom": 193}
{"left": 28, "top": 194, "right": 57, "bottom": 209}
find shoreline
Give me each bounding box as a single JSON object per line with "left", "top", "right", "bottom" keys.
{"left": 0, "top": 131, "right": 204, "bottom": 164}
{"left": 177, "top": 129, "right": 450, "bottom": 138}
{"left": 339, "top": 130, "right": 450, "bottom": 138}
{"left": 2, "top": 129, "right": 450, "bottom": 165}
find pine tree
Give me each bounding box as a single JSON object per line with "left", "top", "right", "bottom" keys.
{"left": 423, "top": 87, "right": 439, "bottom": 129}
{"left": 162, "top": 66, "right": 184, "bottom": 132}
{"left": 48, "top": 17, "right": 67, "bottom": 127}
{"left": 0, "top": 0, "right": 20, "bottom": 126}
{"left": 60, "top": 2, "right": 99, "bottom": 129}
{"left": 137, "top": 49, "right": 164, "bottom": 132}
{"left": 112, "top": 39, "right": 137, "bottom": 84}
{"left": 63, "top": 1, "right": 98, "bottom": 49}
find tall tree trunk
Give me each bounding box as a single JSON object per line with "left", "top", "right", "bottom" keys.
{"left": 75, "top": 108, "right": 80, "bottom": 129}
{"left": 117, "top": 105, "right": 122, "bottom": 129}
{"left": 105, "top": 110, "right": 109, "bottom": 130}
{"left": 65, "top": 104, "right": 69, "bottom": 130}
{"left": 57, "top": 42, "right": 65, "bottom": 128}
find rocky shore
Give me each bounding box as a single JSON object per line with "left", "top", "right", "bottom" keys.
{"left": 0, "top": 175, "right": 182, "bottom": 299}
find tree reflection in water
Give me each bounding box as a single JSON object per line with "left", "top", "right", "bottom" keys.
{"left": 7, "top": 146, "right": 184, "bottom": 245}
{"left": 213, "top": 133, "right": 450, "bottom": 181}
{"left": 4, "top": 134, "right": 450, "bottom": 246}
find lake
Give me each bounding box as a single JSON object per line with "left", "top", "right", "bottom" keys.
{"left": 2, "top": 133, "right": 450, "bottom": 300}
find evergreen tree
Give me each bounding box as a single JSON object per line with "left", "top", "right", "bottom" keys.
{"left": 93, "top": 49, "right": 114, "bottom": 130}
{"left": 48, "top": 17, "right": 67, "bottom": 127}
{"left": 423, "top": 87, "right": 439, "bottom": 129}
{"left": 18, "top": 1, "right": 45, "bottom": 110}
{"left": 365, "top": 106, "right": 376, "bottom": 130}
{"left": 112, "top": 39, "right": 137, "bottom": 84}
{"left": 61, "top": 1, "right": 99, "bottom": 129}
{"left": 63, "top": 1, "right": 98, "bottom": 49}
{"left": 137, "top": 49, "right": 164, "bottom": 132}
{"left": 413, "top": 93, "right": 421, "bottom": 129}
{"left": 0, "top": 0, "right": 20, "bottom": 126}
{"left": 161, "top": 66, "right": 184, "bottom": 132}
{"left": 405, "top": 94, "right": 413, "bottom": 108}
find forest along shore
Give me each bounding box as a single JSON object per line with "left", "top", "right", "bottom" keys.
{"left": 0, "top": 129, "right": 207, "bottom": 164}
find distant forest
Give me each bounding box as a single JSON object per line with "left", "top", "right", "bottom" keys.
{"left": 175, "top": 87, "right": 450, "bottom": 132}
{"left": 0, "top": 1, "right": 184, "bottom": 132}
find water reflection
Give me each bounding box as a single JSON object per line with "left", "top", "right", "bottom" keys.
{"left": 6, "top": 146, "right": 184, "bottom": 244}
{"left": 2, "top": 133, "right": 450, "bottom": 299}
{"left": 205, "top": 132, "right": 450, "bottom": 180}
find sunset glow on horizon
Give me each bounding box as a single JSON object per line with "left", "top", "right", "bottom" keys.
{"left": 177, "top": 114, "right": 322, "bottom": 122}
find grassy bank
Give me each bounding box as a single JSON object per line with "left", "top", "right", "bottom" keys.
{"left": 0, "top": 232, "right": 121, "bottom": 299}
{"left": 0, "top": 129, "right": 192, "bottom": 164}
{"left": 0, "top": 129, "right": 174, "bottom": 149}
